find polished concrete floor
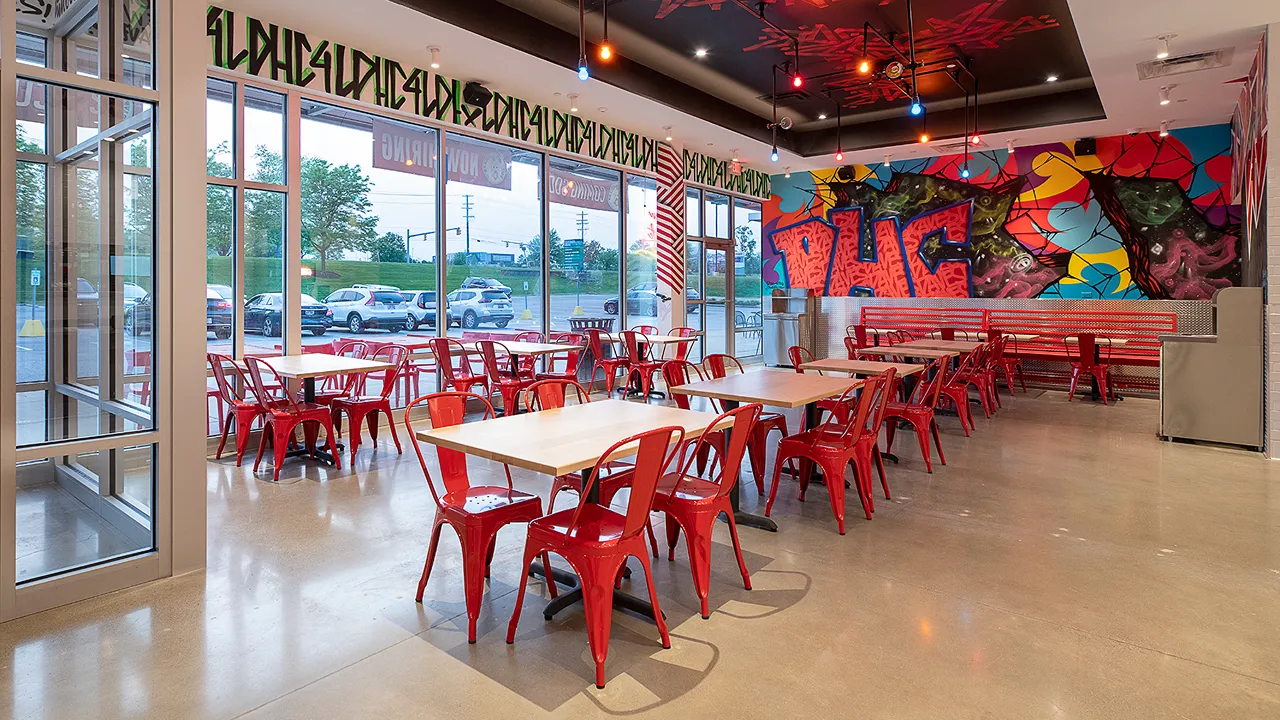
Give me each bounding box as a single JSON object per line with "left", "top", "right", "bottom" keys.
{"left": 4, "top": 389, "right": 1280, "bottom": 719}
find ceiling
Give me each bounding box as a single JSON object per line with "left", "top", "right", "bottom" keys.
{"left": 223, "top": 0, "right": 1274, "bottom": 174}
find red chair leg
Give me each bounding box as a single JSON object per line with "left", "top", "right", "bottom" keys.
{"left": 271, "top": 422, "right": 291, "bottom": 482}
{"left": 930, "top": 419, "right": 946, "bottom": 465}
{"left": 666, "top": 514, "right": 681, "bottom": 561}
{"left": 635, "top": 551, "right": 672, "bottom": 653}
{"left": 252, "top": 421, "right": 270, "bottom": 473}
{"left": 416, "top": 515, "right": 447, "bottom": 602}
{"left": 215, "top": 414, "right": 233, "bottom": 459}
{"left": 822, "top": 458, "right": 851, "bottom": 533}
{"left": 747, "top": 431, "right": 767, "bottom": 496}
{"left": 321, "top": 415, "right": 341, "bottom": 469}
{"left": 913, "top": 421, "right": 933, "bottom": 473}
{"left": 460, "top": 525, "right": 495, "bottom": 644}
{"left": 873, "top": 446, "right": 890, "bottom": 499}
{"left": 765, "top": 452, "right": 787, "bottom": 517}
{"left": 578, "top": 555, "right": 625, "bottom": 688}
{"left": 724, "top": 509, "right": 752, "bottom": 592}
{"left": 680, "top": 514, "right": 714, "bottom": 618}
{"left": 382, "top": 403, "right": 403, "bottom": 452}
{"left": 1095, "top": 370, "right": 1109, "bottom": 405}
{"left": 1067, "top": 367, "right": 1081, "bottom": 401}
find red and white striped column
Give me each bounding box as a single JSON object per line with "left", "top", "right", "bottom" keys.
{"left": 656, "top": 142, "right": 686, "bottom": 332}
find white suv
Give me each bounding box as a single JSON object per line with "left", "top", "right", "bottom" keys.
{"left": 447, "top": 288, "right": 514, "bottom": 329}
{"left": 324, "top": 286, "right": 411, "bottom": 333}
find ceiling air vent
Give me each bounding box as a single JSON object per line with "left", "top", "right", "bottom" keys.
{"left": 1136, "top": 48, "right": 1234, "bottom": 80}
{"left": 932, "top": 141, "right": 972, "bottom": 155}
{"left": 759, "top": 89, "right": 808, "bottom": 104}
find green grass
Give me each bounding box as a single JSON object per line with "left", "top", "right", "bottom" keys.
{"left": 210, "top": 256, "right": 762, "bottom": 301}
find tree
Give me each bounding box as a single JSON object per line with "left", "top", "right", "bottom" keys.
{"left": 736, "top": 224, "right": 761, "bottom": 274}
{"left": 300, "top": 156, "right": 378, "bottom": 275}
{"left": 583, "top": 241, "right": 619, "bottom": 271}
{"left": 15, "top": 127, "right": 46, "bottom": 258}
{"left": 368, "top": 231, "right": 408, "bottom": 263}
{"left": 518, "top": 228, "right": 563, "bottom": 268}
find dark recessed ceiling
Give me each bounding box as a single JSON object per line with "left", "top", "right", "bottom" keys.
{"left": 398, "top": 0, "right": 1105, "bottom": 157}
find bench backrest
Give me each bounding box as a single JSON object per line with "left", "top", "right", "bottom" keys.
{"left": 987, "top": 309, "right": 1176, "bottom": 353}
{"left": 861, "top": 306, "right": 986, "bottom": 338}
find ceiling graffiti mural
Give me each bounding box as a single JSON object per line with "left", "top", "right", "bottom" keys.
{"left": 764, "top": 124, "right": 1241, "bottom": 300}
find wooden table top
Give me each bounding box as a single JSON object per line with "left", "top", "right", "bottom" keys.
{"left": 856, "top": 346, "right": 959, "bottom": 360}
{"left": 671, "top": 370, "right": 862, "bottom": 409}
{"left": 640, "top": 334, "right": 700, "bottom": 345}
{"left": 899, "top": 339, "right": 984, "bottom": 352}
{"left": 800, "top": 358, "right": 926, "bottom": 377}
{"left": 240, "top": 354, "right": 394, "bottom": 379}
{"left": 415, "top": 399, "right": 731, "bottom": 477}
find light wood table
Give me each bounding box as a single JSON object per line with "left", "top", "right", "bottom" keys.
{"left": 416, "top": 399, "right": 729, "bottom": 620}
{"left": 670, "top": 370, "right": 863, "bottom": 531}
{"left": 800, "top": 358, "right": 925, "bottom": 377}
{"left": 239, "top": 354, "right": 393, "bottom": 465}
{"left": 855, "top": 346, "right": 959, "bottom": 361}
{"left": 1065, "top": 335, "right": 1128, "bottom": 401}
{"left": 898, "top": 339, "right": 983, "bottom": 352}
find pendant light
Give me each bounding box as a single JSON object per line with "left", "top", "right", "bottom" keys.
{"left": 598, "top": 0, "right": 613, "bottom": 60}
{"left": 577, "top": 0, "right": 590, "bottom": 80}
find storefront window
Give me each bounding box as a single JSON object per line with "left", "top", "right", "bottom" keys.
{"left": 734, "top": 198, "right": 763, "bottom": 357}
{"left": 625, "top": 175, "right": 659, "bottom": 326}
{"left": 685, "top": 187, "right": 701, "bottom": 238}
{"left": 443, "top": 132, "right": 542, "bottom": 338}
{"left": 704, "top": 191, "right": 730, "bottom": 239}
{"left": 549, "top": 157, "right": 621, "bottom": 333}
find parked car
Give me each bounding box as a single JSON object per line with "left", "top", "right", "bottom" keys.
{"left": 402, "top": 290, "right": 447, "bottom": 330}
{"left": 123, "top": 282, "right": 148, "bottom": 308}
{"left": 245, "top": 293, "right": 333, "bottom": 337}
{"left": 604, "top": 288, "right": 659, "bottom": 317}
{"left": 76, "top": 277, "right": 98, "bottom": 322}
{"left": 323, "top": 287, "right": 409, "bottom": 333}
{"left": 447, "top": 288, "right": 513, "bottom": 329}
{"left": 460, "top": 277, "right": 512, "bottom": 296}
{"left": 126, "top": 285, "right": 230, "bottom": 339}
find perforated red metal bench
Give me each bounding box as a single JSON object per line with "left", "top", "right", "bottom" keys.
{"left": 860, "top": 306, "right": 986, "bottom": 340}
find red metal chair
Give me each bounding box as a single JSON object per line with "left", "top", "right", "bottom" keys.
{"left": 1066, "top": 333, "right": 1112, "bottom": 403}
{"left": 513, "top": 331, "right": 544, "bottom": 378}
{"left": 307, "top": 340, "right": 370, "bottom": 406}
{"left": 621, "top": 330, "right": 665, "bottom": 399}
{"left": 938, "top": 348, "right": 981, "bottom": 435}
{"left": 669, "top": 326, "right": 698, "bottom": 361}
{"left": 702, "top": 354, "right": 787, "bottom": 496}
{"left": 787, "top": 345, "right": 846, "bottom": 426}
{"left": 855, "top": 368, "right": 896, "bottom": 503}
{"left": 330, "top": 344, "right": 408, "bottom": 460}
{"left": 506, "top": 425, "right": 683, "bottom": 689}
{"left": 587, "top": 328, "right": 629, "bottom": 396}
{"left": 766, "top": 375, "right": 885, "bottom": 533}
{"left": 988, "top": 330, "right": 1027, "bottom": 393}
{"left": 126, "top": 349, "right": 151, "bottom": 405}
{"left": 246, "top": 357, "right": 341, "bottom": 482}
{"left": 631, "top": 324, "right": 659, "bottom": 335}
{"left": 537, "top": 332, "right": 585, "bottom": 383}
{"left": 209, "top": 352, "right": 285, "bottom": 466}
{"left": 845, "top": 325, "right": 870, "bottom": 350}
{"left": 654, "top": 403, "right": 761, "bottom": 619}
{"left": 404, "top": 392, "right": 551, "bottom": 644}
{"left": 478, "top": 340, "right": 536, "bottom": 416}
{"left": 430, "top": 337, "right": 489, "bottom": 396}
{"left": 950, "top": 342, "right": 1000, "bottom": 417}
{"left": 883, "top": 357, "right": 948, "bottom": 473}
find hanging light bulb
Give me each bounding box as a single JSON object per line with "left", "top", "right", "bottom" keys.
{"left": 835, "top": 150, "right": 844, "bottom": 162}
{"left": 792, "top": 73, "right": 804, "bottom": 89}
{"left": 598, "top": 0, "right": 612, "bottom": 61}
{"left": 428, "top": 46, "right": 441, "bottom": 70}
{"left": 599, "top": 43, "right": 612, "bottom": 61}
{"left": 771, "top": 147, "right": 779, "bottom": 162}
{"left": 970, "top": 134, "right": 982, "bottom": 146}
{"left": 960, "top": 166, "right": 971, "bottom": 179}
{"left": 858, "top": 58, "right": 871, "bottom": 74}
{"left": 919, "top": 132, "right": 930, "bottom": 144}
{"left": 910, "top": 98, "right": 924, "bottom": 116}
{"left": 578, "top": 58, "right": 590, "bottom": 81}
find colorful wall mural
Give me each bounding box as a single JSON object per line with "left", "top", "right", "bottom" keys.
{"left": 764, "top": 125, "right": 1242, "bottom": 300}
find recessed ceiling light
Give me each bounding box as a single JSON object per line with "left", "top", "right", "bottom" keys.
{"left": 817, "top": 112, "right": 827, "bottom": 120}
{"left": 1046, "top": 74, "right": 1058, "bottom": 83}
{"left": 694, "top": 48, "right": 708, "bottom": 58}
{"left": 598, "top": 107, "right": 607, "bottom": 113}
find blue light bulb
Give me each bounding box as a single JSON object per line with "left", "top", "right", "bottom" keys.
{"left": 771, "top": 149, "right": 779, "bottom": 162}
{"left": 909, "top": 100, "right": 924, "bottom": 116}
{"left": 578, "top": 63, "right": 590, "bottom": 81}
{"left": 960, "top": 167, "right": 971, "bottom": 179}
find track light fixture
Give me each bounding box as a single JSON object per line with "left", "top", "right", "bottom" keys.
{"left": 662, "top": 125, "right": 673, "bottom": 142}
{"left": 1159, "top": 86, "right": 1171, "bottom": 105}
{"left": 884, "top": 154, "right": 891, "bottom": 167}
{"left": 784, "top": 167, "right": 791, "bottom": 178}
{"left": 1007, "top": 139, "right": 1015, "bottom": 154}
{"left": 1156, "top": 34, "right": 1173, "bottom": 60}
{"left": 427, "top": 46, "right": 441, "bottom": 70}
{"left": 569, "top": 94, "right": 579, "bottom": 112}
{"left": 1159, "top": 121, "right": 1169, "bottom": 137}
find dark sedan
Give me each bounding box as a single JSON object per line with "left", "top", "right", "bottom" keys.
{"left": 125, "top": 285, "right": 234, "bottom": 338}
{"left": 245, "top": 293, "right": 333, "bottom": 336}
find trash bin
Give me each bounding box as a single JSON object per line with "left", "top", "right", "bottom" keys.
{"left": 569, "top": 317, "right": 616, "bottom": 388}
{"left": 568, "top": 317, "right": 614, "bottom": 333}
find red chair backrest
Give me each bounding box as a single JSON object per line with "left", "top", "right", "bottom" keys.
{"left": 516, "top": 331, "right": 544, "bottom": 343}
{"left": 524, "top": 379, "right": 590, "bottom": 412}
{"left": 703, "top": 353, "right": 744, "bottom": 379}
{"left": 586, "top": 328, "right": 617, "bottom": 360}
{"left": 208, "top": 353, "right": 247, "bottom": 405}
{"left": 620, "top": 330, "right": 651, "bottom": 363}
{"left": 403, "top": 391, "right": 506, "bottom": 509}
{"left": 244, "top": 357, "right": 294, "bottom": 413}
{"left": 477, "top": 340, "right": 516, "bottom": 382}
{"left": 812, "top": 376, "right": 879, "bottom": 440}
{"left": 845, "top": 325, "right": 870, "bottom": 349}
{"left": 677, "top": 403, "right": 762, "bottom": 499}
{"left": 670, "top": 326, "right": 697, "bottom": 361}
{"left": 570, "top": 426, "right": 684, "bottom": 539}
{"left": 1065, "top": 333, "right": 1106, "bottom": 364}
{"left": 361, "top": 344, "right": 408, "bottom": 398}
{"left": 545, "top": 333, "right": 584, "bottom": 375}
{"left": 429, "top": 337, "right": 474, "bottom": 388}
{"left": 631, "top": 325, "right": 659, "bottom": 335}
{"left": 661, "top": 360, "right": 705, "bottom": 410}
{"left": 862, "top": 368, "right": 896, "bottom": 438}
{"left": 787, "top": 345, "right": 814, "bottom": 373}
{"left": 909, "top": 357, "right": 948, "bottom": 408}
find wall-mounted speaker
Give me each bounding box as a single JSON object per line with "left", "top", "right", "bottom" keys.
{"left": 1075, "top": 137, "right": 1097, "bottom": 156}
{"left": 463, "top": 81, "right": 492, "bottom": 108}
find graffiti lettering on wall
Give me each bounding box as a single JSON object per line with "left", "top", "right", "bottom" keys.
{"left": 682, "top": 149, "right": 770, "bottom": 200}
{"left": 764, "top": 126, "right": 1241, "bottom": 300}
{"left": 206, "top": 6, "right": 660, "bottom": 174}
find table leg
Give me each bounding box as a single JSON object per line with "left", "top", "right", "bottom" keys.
{"left": 530, "top": 468, "right": 656, "bottom": 621}
{"left": 1087, "top": 345, "right": 1121, "bottom": 402}
{"left": 723, "top": 399, "right": 779, "bottom": 532}
{"left": 277, "top": 376, "right": 344, "bottom": 466}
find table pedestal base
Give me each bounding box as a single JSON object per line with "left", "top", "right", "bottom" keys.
{"left": 529, "top": 560, "right": 654, "bottom": 621}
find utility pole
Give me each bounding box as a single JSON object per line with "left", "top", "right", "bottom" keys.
{"left": 574, "top": 211, "right": 589, "bottom": 311}
{"left": 462, "top": 194, "right": 475, "bottom": 259}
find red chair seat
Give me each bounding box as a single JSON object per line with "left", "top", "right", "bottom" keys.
{"left": 530, "top": 504, "right": 627, "bottom": 546}
{"left": 443, "top": 486, "right": 542, "bottom": 517}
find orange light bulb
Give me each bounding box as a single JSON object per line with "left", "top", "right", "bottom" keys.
{"left": 919, "top": 133, "right": 930, "bottom": 144}
{"left": 599, "top": 44, "right": 612, "bottom": 61}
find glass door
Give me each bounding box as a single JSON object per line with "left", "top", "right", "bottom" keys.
{"left": 704, "top": 241, "right": 731, "bottom": 358}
